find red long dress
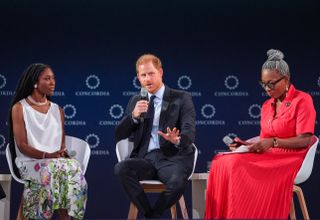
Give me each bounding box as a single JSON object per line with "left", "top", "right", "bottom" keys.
{"left": 205, "top": 85, "right": 316, "bottom": 219}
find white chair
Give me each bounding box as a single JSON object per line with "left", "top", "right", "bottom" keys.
{"left": 6, "top": 144, "right": 26, "bottom": 185}
{"left": 116, "top": 138, "right": 198, "bottom": 219}
{"left": 5, "top": 135, "right": 91, "bottom": 219}
{"left": 290, "top": 135, "right": 319, "bottom": 220}
{"left": 5, "top": 141, "right": 27, "bottom": 220}
{"left": 245, "top": 135, "right": 319, "bottom": 220}
{"left": 0, "top": 171, "right": 12, "bottom": 220}
{"left": 65, "top": 135, "right": 91, "bottom": 174}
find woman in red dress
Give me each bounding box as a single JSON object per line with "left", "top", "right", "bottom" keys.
{"left": 205, "top": 49, "right": 316, "bottom": 219}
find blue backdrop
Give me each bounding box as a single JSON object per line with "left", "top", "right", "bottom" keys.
{"left": 0, "top": 1, "right": 319, "bottom": 219}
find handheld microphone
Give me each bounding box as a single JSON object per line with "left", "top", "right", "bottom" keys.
{"left": 140, "top": 87, "right": 148, "bottom": 122}
{"left": 65, "top": 149, "right": 77, "bottom": 158}
{"left": 222, "top": 135, "right": 235, "bottom": 146}
{"left": 140, "top": 87, "right": 148, "bottom": 100}
{"left": 222, "top": 135, "right": 250, "bottom": 147}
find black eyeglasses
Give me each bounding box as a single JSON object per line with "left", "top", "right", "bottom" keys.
{"left": 259, "top": 76, "right": 285, "bottom": 90}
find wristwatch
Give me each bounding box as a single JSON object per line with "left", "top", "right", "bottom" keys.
{"left": 273, "top": 138, "right": 279, "bottom": 147}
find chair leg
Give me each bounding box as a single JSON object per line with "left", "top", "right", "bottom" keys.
{"left": 170, "top": 204, "right": 177, "bottom": 219}
{"left": 178, "top": 195, "right": 189, "bottom": 219}
{"left": 290, "top": 197, "right": 296, "bottom": 220}
{"left": 128, "top": 202, "right": 138, "bottom": 220}
{"left": 293, "top": 185, "right": 310, "bottom": 220}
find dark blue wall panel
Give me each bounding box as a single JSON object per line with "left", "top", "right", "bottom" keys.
{"left": 0, "top": 1, "right": 319, "bottom": 219}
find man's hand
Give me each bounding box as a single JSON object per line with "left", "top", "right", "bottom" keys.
{"left": 158, "top": 127, "right": 181, "bottom": 145}
{"left": 132, "top": 100, "right": 149, "bottom": 119}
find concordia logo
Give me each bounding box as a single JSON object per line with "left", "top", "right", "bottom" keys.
{"left": 226, "top": 132, "right": 238, "bottom": 139}
{"left": 0, "top": 74, "right": 6, "bottom": 89}
{"left": 196, "top": 104, "right": 225, "bottom": 126}
{"left": 109, "top": 104, "right": 124, "bottom": 119}
{"left": 122, "top": 76, "right": 140, "bottom": 96}
{"left": 0, "top": 134, "right": 5, "bottom": 150}
{"left": 177, "top": 75, "right": 201, "bottom": 97}
{"left": 177, "top": 75, "right": 192, "bottom": 90}
{"left": 238, "top": 104, "right": 261, "bottom": 126}
{"left": 0, "top": 74, "right": 14, "bottom": 96}
{"left": 308, "top": 75, "right": 320, "bottom": 96}
{"left": 201, "top": 104, "right": 216, "bottom": 119}
{"left": 86, "top": 74, "right": 100, "bottom": 89}
{"left": 75, "top": 74, "right": 110, "bottom": 96}
{"left": 63, "top": 104, "right": 86, "bottom": 126}
{"left": 86, "top": 133, "right": 109, "bottom": 156}
{"left": 214, "top": 75, "right": 248, "bottom": 97}
{"left": 85, "top": 133, "right": 100, "bottom": 149}
{"left": 133, "top": 76, "right": 141, "bottom": 90}
{"left": 224, "top": 75, "right": 239, "bottom": 90}
{"left": 63, "top": 104, "right": 77, "bottom": 119}
{"left": 248, "top": 104, "right": 261, "bottom": 119}
{"left": 99, "top": 104, "right": 124, "bottom": 126}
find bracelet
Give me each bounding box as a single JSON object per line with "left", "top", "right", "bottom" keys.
{"left": 273, "top": 138, "right": 279, "bottom": 147}
{"left": 42, "top": 152, "right": 46, "bottom": 159}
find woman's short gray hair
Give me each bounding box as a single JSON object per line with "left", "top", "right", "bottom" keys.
{"left": 262, "top": 49, "right": 290, "bottom": 77}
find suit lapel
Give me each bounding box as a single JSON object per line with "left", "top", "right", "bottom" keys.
{"left": 131, "top": 95, "right": 146, "bottom": 150}
{"left": 159, "top": 87, "right": 171, "bottom": 146}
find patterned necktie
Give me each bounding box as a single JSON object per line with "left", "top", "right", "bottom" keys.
{"left": 138, "top": 95, "right": 156, "bottom": 158}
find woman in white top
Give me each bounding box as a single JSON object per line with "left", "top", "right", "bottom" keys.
{"left": 8, "top": 63, "right": 87, "bottom": 220}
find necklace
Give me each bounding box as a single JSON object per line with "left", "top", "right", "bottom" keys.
{"left": 27, "top": 95, "right": 48, "bottom": 106}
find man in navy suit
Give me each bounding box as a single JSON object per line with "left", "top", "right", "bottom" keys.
{"left": 114, "top": 54, "right": 196, "bottom": 218}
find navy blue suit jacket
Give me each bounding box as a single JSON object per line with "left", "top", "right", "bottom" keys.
{"left": 115, "top": 86, "right": 196, "bottom": 158}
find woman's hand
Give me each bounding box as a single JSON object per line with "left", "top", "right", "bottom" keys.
{"left": 45, "top": 149, "right": 66, "bottom": 158}
{"left": 158, "top": 127, "right": 181, "bottom": 145}
{"left": 228, "top": 143, "right": 238, "bottom": 151}
{"left": 248, "top": 138, "right": 273, "bottom": 153}
{"left": 228, "top": 137, "right": 250, "bottom": 151}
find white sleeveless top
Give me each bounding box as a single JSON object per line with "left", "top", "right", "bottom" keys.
{"left": 15, "top": 99, "right": 62, "bottom": 165}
